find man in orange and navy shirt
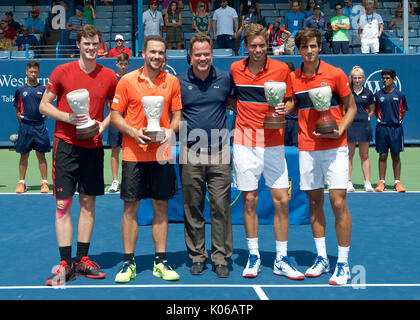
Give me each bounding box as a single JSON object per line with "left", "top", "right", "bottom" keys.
{"left": 231, "top": 23, "right": 304, "bottom": 280}
{"left": 110, "top": 35, "right": 182, "bottom": 283}
{"left": 288, "top": 28, "right": 356, "bottom": 286}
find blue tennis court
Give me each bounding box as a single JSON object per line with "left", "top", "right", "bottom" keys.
{"left": 1, "top": 192, "right": 419, "bottom": 301}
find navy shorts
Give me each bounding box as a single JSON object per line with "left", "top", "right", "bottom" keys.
{"left": 15, "top": 121, "right": 50, "bottom": 154}
{"left": 375, "top": 125, "right": 404, "bottom": 154}
{"left": 332, "top": 41, "right": 350, "bottom": 54}
{"left": 347, "top": 121, "right": 373, "bottom": 143}
{"left": 107, "top": 124, "right": 122, "bottom": 148}
{"left": 284, "top": 118, "right": 298, "bottom": 147}
{"left": 120, "top": 161, "right": 178, "bottom": 201}
{"left": 53, "top": 138, "right": 104, "bottom": 199}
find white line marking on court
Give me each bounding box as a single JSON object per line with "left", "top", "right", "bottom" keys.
{"left": 252, "top": 286, "right": 269, "bottom": 300}
{"left": 1, "top": 283, "right": 420, "bottom": 290}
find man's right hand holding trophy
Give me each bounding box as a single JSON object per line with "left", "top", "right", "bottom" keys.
{"left": 308, "top": 85, "right": 339, "bottom": 138}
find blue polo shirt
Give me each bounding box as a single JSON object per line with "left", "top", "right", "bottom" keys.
{"left": 177, "top": 66, "right": 235, "bottom": 147}
{"left": 374, "top": 88, "right": 408, "bottom": 126}
{"left": 352, "top": 86, "right": 374, "bottom": 123}
{"left": 284, "top": 11, "right": 305, "bottom": 37}
{"left": 14, "top": 83, "right": 46, "bottom": 124}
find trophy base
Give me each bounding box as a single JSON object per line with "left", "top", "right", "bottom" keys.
{"left": 263, "top": 117, "right": 286, "bottom": 129}
{"left": 144, "top": 130, "right": 165, "bottom": 143}
{"left": 315, "top": 121, "right": 338, "bottom": 134}
{"left": 76, "top": 122, "right": 100, "bottom": 139}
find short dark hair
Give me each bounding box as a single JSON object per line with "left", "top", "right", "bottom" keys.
{"left": 189, "top": 33, "right": 212, "bottom": 53}
{"left": 77, "top": 24, "right": 102, "bottom": 43}
{"left": 26, "top": 60, "right": 40, "bottom": 69}
{"left": 143, "top": 34, "right": 167, "bottom": 52}
{"left": 295, "top": 28, "right": 322, "bottom": 49}
{"left": 381, "top": 69, "right": 396, "bottom": 79}
{"left": 116, "top": 52, "right": 130, "bottom": 62}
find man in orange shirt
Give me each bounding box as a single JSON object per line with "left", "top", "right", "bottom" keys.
{"left": 231, "top": 23, "right": 304, "bottom": 280}
{"left": 287, "top": 28, "right": 356, "bottom": 285}
{"left": 110, "top": 35, "right": 182, "bottom": 283}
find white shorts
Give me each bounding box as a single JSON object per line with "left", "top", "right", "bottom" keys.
{"left": 299, "top": 146, "right": 349, "bottom": 190}
{"left": 361, "top": 38, "right": 379, "bottom": 54}
{"left": 272, "top": 44, "right": 285, "bottom": 53}
{"left": 232, "top": 144, "right": 289, "bottom": 191}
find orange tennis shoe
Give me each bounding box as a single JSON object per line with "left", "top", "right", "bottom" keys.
{"left": 394, "top": 182, "right": 406, "bottom": 193}
{"left": 15, "top": 182, "right": 26, "bottom": 193}
{"left": 374, "top": 181, "right": 386, "bottom": 192}
{"left": 41, "top": 182, "right": 50, "bottom": 193}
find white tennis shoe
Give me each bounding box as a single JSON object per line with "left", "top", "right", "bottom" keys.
{"left": 273, "top": 256, "right": 304, "bottom": 280}
{"left": 305, "top": 256, "right": 330, "bottom": 278}
{"left": 242, "top": 254, "right": 261, "bottom": 278}
{"left": 329, "top": 262, "right": 351, "bottom": 285}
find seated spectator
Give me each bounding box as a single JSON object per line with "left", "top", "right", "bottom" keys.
{"left": 82, "top": 0, "right": 97, "bottom": 25}
{"left": 25, "top": 8, "right": 45, "bottom": 44}
{"left": 16, "top": 26, "right": 39, "bottom": 51}
{"left": 0, "top": 28, "right": 12, "bottom": 51}
{"left": 267, "top": 19, "right": 291, "bottom": 55}
{"left": 66, "top": 5, "right": 89, "bottom": 58}
{"left": 5, "top": 12, "right": 22, "bottom": 35}
{"left": 1, "top": 18, "right": 17, "bottom": 44}
{"left": 239, "top": 0, "right": 260, "bottom": 24}
{"left": 165, "top": 1, "right": 183, "bottom": 49}
{"left": 192, "top": 1, "right": 211, "bottom": 34}
{"left": 108, "top": 34, "right": 132, "bottom": 57}
{"left": 389, "top": 9, "right": 414, "bottom": 30}
{"left": 97, "top": 40, "right": 109, "bottom": 58}
{"left": 161, "top": 0, "right": 184, "bottom": 15}
{"left": 189, "top": 0, "right": 211, "bottom": 15}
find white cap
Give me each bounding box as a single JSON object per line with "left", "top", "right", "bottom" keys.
{"left": 115, "top": 34, "right": 124, "bottom": 41}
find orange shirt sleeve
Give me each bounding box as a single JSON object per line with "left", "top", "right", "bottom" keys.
{"left": 335, "top": 68, "right": 351, "bottom": 98}
{"left": 169, "top": 77, "right": 183, "bottom": 112}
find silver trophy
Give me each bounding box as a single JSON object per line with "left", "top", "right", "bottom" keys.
{"left": 263, "top": 81, "right": 287, "bottom": 129}
{"left": 66, "top": 89, "right": 99, "bottom": 139}
{"left": 307, "top": 86, "right": 338, "bottom": 134}
{"left": 142, "top": 96, "right": 165, "bottom": 142}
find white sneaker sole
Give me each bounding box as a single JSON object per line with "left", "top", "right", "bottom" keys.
{"left": 273, "top": 270, "right": 304, "bottom": 280}
{"left": 305, "top": 268, "right": 330, "bottom": 278}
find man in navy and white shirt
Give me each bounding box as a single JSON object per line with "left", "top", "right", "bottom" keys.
{"left": 13, "top": 60, "right": 50, "bottom": 194}
{"left": 177, "top": 33, "right": 235, "bottom": 278}
{"left": 373, "top": 69, "right": 408, "bottom": 193}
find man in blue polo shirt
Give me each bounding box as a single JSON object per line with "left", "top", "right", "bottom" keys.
{"left": 177, "top": 33, "right": 235, "bottom": 278}
{"left": 284, "top": 1, "right": 305, "bottom": 55}
{"left": 14, "top": 60, "right": 50, "bottom": 194}
{"left": 373, "top": 69, "right": 408, "bottom": 193}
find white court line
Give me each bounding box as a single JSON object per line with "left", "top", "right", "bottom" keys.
{"left": 1, "top": 283, "right": 420, "bottom": 290}
{"left": 252, "top": 286, "right": 269, "bottom": 300}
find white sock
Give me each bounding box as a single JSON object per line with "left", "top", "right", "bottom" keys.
{"left": 314, "top": 237, "right": 327, "bottom": 259}
{"left": 394, "top": 180, "right": 400, "bottom": 184}
{"left": 337, "top": 246, "right": 350, "bottom": 264}
{"left": 42, "top": 179, "right": 48, "bottom": 183}
{"left": 276, "top": 241, "right": 288, "bottom": 260}
{"left": 19, "top": 180, "right": 24, "bottom": 184}
{"left": 247, "top": 238, "right": 259, "bottom": 257}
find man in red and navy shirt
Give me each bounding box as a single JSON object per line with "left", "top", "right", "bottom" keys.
{"left": 373, "top": 69, "right": 408, "bottom": 192}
